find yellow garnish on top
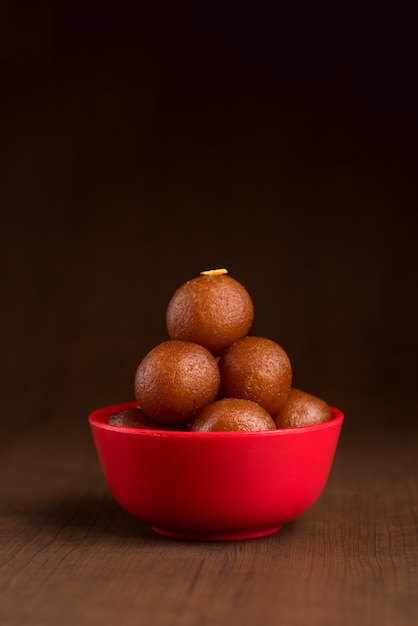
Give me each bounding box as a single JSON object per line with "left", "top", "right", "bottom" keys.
{"left": 200, "top": 268, "right": 228, "bottom": 276}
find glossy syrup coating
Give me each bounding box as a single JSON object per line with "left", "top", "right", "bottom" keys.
{"left": 134, "top": 340, "right": 220, "bottom": 425}
{"left": 219, "top": 336, "right": 292, "bottom": 416}
{"left": 165, "top": 271, "right": 254, "bottom": 356}
{"left": 108, "top": 407, "right": 168, "bottom": 430}
{"left": 274, "top": 388, "right": 332, "bottom": 429}
{"left": 191, "top": 398, "right": 276, "bottom": 432}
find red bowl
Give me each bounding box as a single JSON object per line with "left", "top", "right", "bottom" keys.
{"left": 89, "top": 401, "right": 344, "bottom": 541}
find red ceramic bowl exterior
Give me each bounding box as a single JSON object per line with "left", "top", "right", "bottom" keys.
{"left": 89, "top": 401, "right": 344, "bottom": 540}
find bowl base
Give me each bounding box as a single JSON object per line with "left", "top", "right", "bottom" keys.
{"left": 151, "top": 524, "right": 283, "bottom": 541}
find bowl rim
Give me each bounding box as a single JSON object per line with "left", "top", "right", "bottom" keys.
{"left": 89, "top": 401, "right": 344, "bottom": 438}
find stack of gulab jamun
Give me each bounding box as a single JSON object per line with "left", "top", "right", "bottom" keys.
{"left": 109, "top": 268, "right": 332, "bottom": 432}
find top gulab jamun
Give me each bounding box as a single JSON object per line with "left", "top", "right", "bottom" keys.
{"left": 134, "top": 340, "right": 220, "bottom": 425}
{"left": 165, "top": 269, "right": 254, "bottom": 356}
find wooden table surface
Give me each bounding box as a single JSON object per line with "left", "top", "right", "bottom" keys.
{"left": 1, "top": 4, "right": 417, "bottom": 625}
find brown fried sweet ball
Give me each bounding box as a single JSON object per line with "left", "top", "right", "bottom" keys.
{"left": 108, "top": 407, "right": 167, "bottom": 430}
{"left": 166, "top": 269, "right": 254, "bottom": 356}
{"left": 219, "top": 336, "right": 292, "bottom": 416}
{"left": 191, "top": 398, "right": 276, "bottom": 432}
{"left": 274, "top": 388, "right": 332, "bottom": 429}
{"left": 134, "top": 340, "right": 220, "bottom": 425}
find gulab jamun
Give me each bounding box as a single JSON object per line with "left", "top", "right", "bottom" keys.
{"left": 134, "top": 340, "right": 220, "bottom": 425}
{"left": 191, "top": 398, "right": 276, "bottom": 432}
{"left": 274, "top": 388, "right": 331, "bottom": 428}
{"left": 165, "top": 269, "right": 254, "bottom": 356}
{"left": 108, "top": 407, "right": 167, "bottom": 430}
{"left": 219, "top": 336, "right": 292, "bottom": 416}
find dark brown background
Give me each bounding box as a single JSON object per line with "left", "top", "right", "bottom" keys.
{"left": 2, "top": 1, "right": 417, "bottom": 435}
{"left": 1, "top": 3, "right": 417, "bottom": 625}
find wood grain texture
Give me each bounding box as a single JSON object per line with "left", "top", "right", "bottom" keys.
{"left": 1, "top": 3, "right": 417, "bottom": 625}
